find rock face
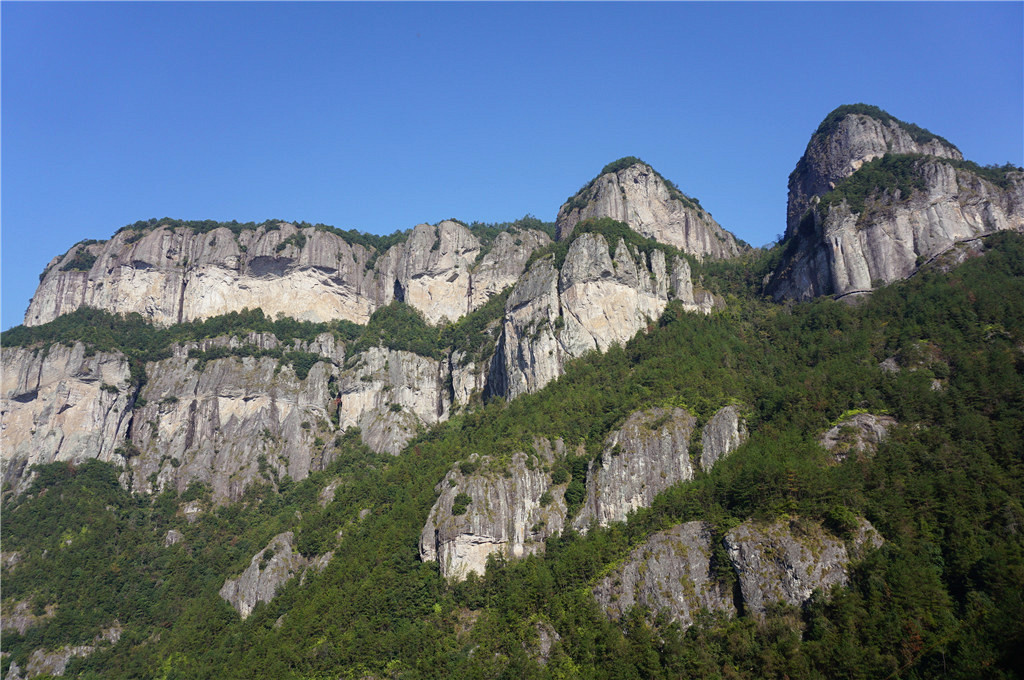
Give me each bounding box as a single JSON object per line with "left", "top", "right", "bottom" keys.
{"left": 555, "top": 161, "right": 742, "bottom": 260}
{"left": 593, "top": 521, "right": 735, "bottom": 629}
{"left": 769, "top": 106, "right": 1024, "bottom": 301}
{"left": 218, "top": 532, "right": 331, "bottom": 619}
{"left": 25, "top": 221, "right": 551, "bottom": 328}
{"left": 724, "top": 518, "right": 880, "bottom": 619}
{"left": 1, "top": 343, "right": 133, "bottom": 493}
{"left": 419, "top": 449, "right": 567, "bottom": 581}
{"left": 786, "top": 107, "right": 963, "bottom": 235}
{"left": 819, "top": 413, "right": 896, "bottom": 463}
{"left": 495, "top": 233, "right": 712, "bottom": 400}
{"left": 573, "top": 407, "right": 696, "bottom": 531}
{"left": 1, "top": 331, "right": 462, "bottom": 502}
{"left": 700, "top": 405, "right": 747, "bottom": 472}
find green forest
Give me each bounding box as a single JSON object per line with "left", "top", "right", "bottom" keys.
{"left": 2, "top": 231, "right": 1024, "bottom": 679}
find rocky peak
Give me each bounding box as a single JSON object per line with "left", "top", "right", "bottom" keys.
{"left": 555, "top": 159, "right": 742, "bottom": 260}
{"left": 786, "top": 104, "right": 963, "bottom": 236}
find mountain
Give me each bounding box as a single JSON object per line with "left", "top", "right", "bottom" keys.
{"left": 555, "top": 157, "right": 744, "bottom": 260}
{"left": 3, "top": 110, "right": 1024, "bottom": 680}
{"left": 767, "top": 104, "right": 1024, "bottom": 300}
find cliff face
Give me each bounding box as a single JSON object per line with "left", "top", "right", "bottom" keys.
{"left": 786, "top": 109, "right": 963, "bottom": 236}
{"left": 1, "top": 343, "right": 133, "bottom": 493}
{"left": 1, "top": 331, "right": 462, "bottom": 502}
{"left": 419, "top": 449, "right": 568, "bottom": 581}
{"left": 770, "top": 107, "right": 1024, "bottom": 300}
{"left": 573, "top": 407, "right": 696, "bottom": 531}
{"left": 555, "top": 161, "right": 742, "bottom": 260}
{"left": 496, "top": 233, "right": 712, "bottom": 400}
{"left": 700, "top": 405, "right": 748, "bottom": 472}
{"left": 218, "top": 532, "right": 331, "bottom": 619}
{"left": 25, "top": 221, "right": 551, "bottom": 328}
{"left": 592, "top": 521, "right": 735, "bottom": 628}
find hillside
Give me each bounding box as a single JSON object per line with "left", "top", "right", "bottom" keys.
{"left": 2, "top": 106, "right": 1024, "bottom": 680}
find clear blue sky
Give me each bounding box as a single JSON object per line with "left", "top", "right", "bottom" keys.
{"left": 3, "top": 1, "right": 1021, "bottom": 330}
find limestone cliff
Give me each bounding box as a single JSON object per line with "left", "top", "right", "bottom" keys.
{"left": 724, "top": 518, "right": 882, "bottom": 619}
{"left": 592, "top": 521, "right": 734, "bottom": 628}
{"left": 2, "top": 331, "right": 462, "bottom": 502}
{"left": 419, "top": 449, "right": 568, "bottom": 581}
{"left": 819, "top": 412, "right": 896, "bottom": 463}
{"left": 218, "top": 532, "right": 331, "bottom": 619}
{"left": 555, "top": 160, "right": 742, "bottom": 260}
{"left": 24, "top": 220, "right": 550, "bottom": 328}
{"left": 1, "top": 343, "right": 133, "bottom": 493}
{"left": 769, "top": 106, "right": 1024, "bottom": 300}
{"left": 786, "top": 105, "right": 963, "bottom": 236}
{"left": 573, "top": 407, "right": 696, "bottom": 531}
{"left": 700, "top": 405, "right": 748, "bottom": 472}
{"left": 495, "top": 232, "right": 712, "bottom": 400}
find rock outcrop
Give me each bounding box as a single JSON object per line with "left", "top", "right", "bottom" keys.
{"left": 555, "top": 160, "right": 743, "bottom": 260}
{"left": 700, "top": 405, "right": 747, "bottom": 472}
{"left": 1, "top": 343, "right": 133, "bottom": 493}
{"left": 573, "top": 407, "right": 696, "bottom": 531}
{"left": 593, "top": 521, "right": 735, "bottom": 629}
{"left": 218, "top": 532, "right": 331, "bottom": 619}
{"left": 724, "top": 518, "right": 881, "bottom": 619}
{"left": 786, "top": 105, "right": 963, "bottom": 235}
{"left": 1, "top": 330, "right": 463, "bottom": 502}
{"left": 819, "top": 412, "right": 896, "bottom": 463}
{"left": 495, "top": 232, "right": 712, "bottom": 400}
{"left": 25, "top": 221, "right": 551, "bottom": 328}
{"left": 769, "top": 106, "right": 1024, "bottom": 301}
{"left": 419, "top": 449, "right": 567, "bottom": 581}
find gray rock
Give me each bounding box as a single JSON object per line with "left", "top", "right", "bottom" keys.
{"left": 163, "top": 529, "right": 184, "bottom": 547}
{"left": 724, "top": 518, "right": 851, "bottom": 619}
{"left": 555, "top": 161, "right": 743, "bottom": 260}
{"left": 1, "top": 600, "right": 56, "bottom": 636}
{"left": 770, "top": 108, "right": 1023, "bottom": 301}
{"left": 573, "top": 407, "right": 696, "bottom": 531}
{"left": 419, "top": 449, "right": 567, "bottom": 581}
{"left": 218, "top": 532, "right": 331, "bottom": 619}
{"left": 593, "top": 521, "right": 734, "bottom": 629}
{"left": 25, "top": 221, "right": 551, "bottom": 329}
{"left": 819, "top": 413, "right": 896, "bottom": 463}
{"left": 700, "top": 405, "right": 747, "bottom": 472}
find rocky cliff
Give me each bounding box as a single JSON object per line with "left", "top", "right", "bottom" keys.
{"left": 1, "top": 330, "right": 460, "bottom": 502}
{"left": 1, "top": 343, "right": 133, "bottom": 493}
{"left": 593, "top": 521, "right": 734, "bottom": 628}
{"left": 219, "top": 532, "right": 331, "bottom": 619}
{"left": 419, "top": 448, "right": 568, "bottom": 581}
{"left": 573, "top": 407, "right": 696, "bottom": 531}
{"left": 555, "top": 160, "right": 743, "bottom": 260}
{"left": 25, "top": 220, "right": 551, "bottom": 328}
{"left": 495, "top": 232, "right": 713, "bottom": 400}
{"left": 700, "top": 405, "right": 748, "bottom": 472}
{"left": 769, "top": 106, "right": 1024, "bottom": 300}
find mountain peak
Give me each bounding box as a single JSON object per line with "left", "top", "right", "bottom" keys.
{"left": 554, "top": 159, "right": 743, "bottom": 260}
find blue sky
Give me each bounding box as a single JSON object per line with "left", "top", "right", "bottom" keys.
{"left": 2, "top": 1, "right": 1022, "bottom": 331}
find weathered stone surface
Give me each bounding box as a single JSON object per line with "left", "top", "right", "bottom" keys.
{"left": 819, "top": 413, "right": 896, "bottom": 463}
{"left": 336, "top": 346, "right": 451, "bottom": 456}
{"left": 770, "top": 108, "right": 1024, "bottom": 301}
{"left": 25, "top": 221, "right": 551, "bottom": 329}
{"left": 1, "top": 600, "right": 56, "bottom": 636}
{"left": 700, "top": 405, "right": 748, "bottom": 472}
{"left": 555, "top": 161, "right": 742, "bottom": 260}
{"left": 3, "top": 624, "right": 121, "bottom": 679}
{"left": 496, "top": 233, "right": 710, "bottom": 400}
{"left": 593, "top": 521, "right": 734, "bottom": 629}
{"left": 164, "top": 529, "right": 184, "bottom": 547}
{"left": 573, "top": 407, "right": 696, "bottom": 531}
{"left": 419, "top": 450, "right": 567, "bottom": 581}
{"left": 1, "top": 343, "right": 133, "bottom": 494}
{"left": 218, "top": 532, "right": 331, "bottom": 619}
{"left": 786, "top": 110, "right": 963, "bottom": 236}
{"left": 724, "top": 518, "right": 863, "bottom": 619}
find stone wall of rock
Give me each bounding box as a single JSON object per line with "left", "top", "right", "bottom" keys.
{"left": 700, "top": 405, "right": 748, "bottom": 472}
{"left": 555, "top": 161, "right": 742, "bottom": 260}
{"left": 419, "top": 449, "right": 568, "bottom": 581}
